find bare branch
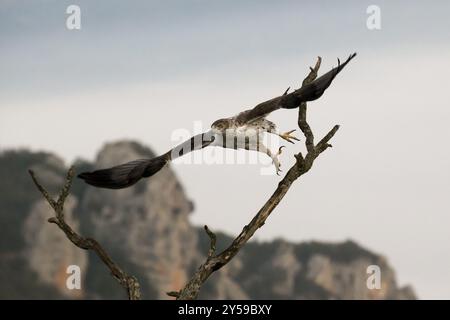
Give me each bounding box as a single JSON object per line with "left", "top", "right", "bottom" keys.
{"left": 167, "top": 291, "right": 180, "bottom": 298}
{"left": 315, "top": 125, "right": 340, "bottom": 155}
{"left": 29, "top": 170, "right": 57, "bottom": 211}
{"left": 204, "top": 225, "right": 217, "bottom": 259}
{"left": 29, "top": 166, "right": 141, "bottom": 300}
{"left": 302, "top": 56, "right": 322, "bottom": 87}
{"left": 298, "top": 56, "right": 321, "bottom": 153}
{"left": 174, "top": 55, "right": 340, "bottom": 300}
{"left": 55, "top": 167, "right": 74, "bottom": 218}
{"left": 172, "top": 226, "right": 219, "bottom": 299}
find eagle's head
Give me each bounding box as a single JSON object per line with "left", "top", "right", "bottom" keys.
{"left": 211, "top": 118, "right": 231, "bottom": 133}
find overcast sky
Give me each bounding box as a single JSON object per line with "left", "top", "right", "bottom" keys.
{"left": 1, "top": 0, "right": 450, "bottom": 299}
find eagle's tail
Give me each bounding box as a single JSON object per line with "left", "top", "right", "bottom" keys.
{"left": 78, "top": 156, "right": 168, "bottom": 189}
{"left": 290, "top": 52, "right": 357, "bottom": 106}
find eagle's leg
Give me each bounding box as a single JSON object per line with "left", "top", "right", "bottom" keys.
{"left": 256, "top": 142, "right": 284, "bottom": 175}
{"left": 273, "top": 146, "right": 285, "bottom": 175}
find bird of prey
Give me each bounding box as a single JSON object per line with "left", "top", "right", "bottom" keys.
{"left": 79, "top": 53, "right": 356, "bottom": 189}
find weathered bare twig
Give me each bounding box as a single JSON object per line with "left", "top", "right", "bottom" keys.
{"left": 171, "top": 56, "right": 340, "bottom": 300}
{"left": 298, "top": 56, "right": 321, "bottom": 153}
{"left": 29, "top": 167, "right": 141, "bottom": 300}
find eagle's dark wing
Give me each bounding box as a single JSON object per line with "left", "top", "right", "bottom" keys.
{"left": 166, "top": 131, "right": 216, "bottom": 161}
{"left": 78, "top": 132, "right": 215, "bottom": 189}
{"left": 78, "top": 158, "right": 165, "bottom": 189}
{"left": 236, "top": 53, "right": 356, "bottom": 124}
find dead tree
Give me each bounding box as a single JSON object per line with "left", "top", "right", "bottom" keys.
{"left": 168, "top": 56, "right": 340, "bottom": 300}
{"left": 30, "top": 56, "right": 342, "bottom": 300}
{"left": 29, "top": 168, "right": 141, "bottom": 300}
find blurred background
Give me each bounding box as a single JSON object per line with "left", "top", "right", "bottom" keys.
{"left": 1, "top": 0, "right": 449, "bottom": 299}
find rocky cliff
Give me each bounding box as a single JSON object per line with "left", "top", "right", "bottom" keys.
{"left": 0, "top": 142, "right": 416, "bottom": 299}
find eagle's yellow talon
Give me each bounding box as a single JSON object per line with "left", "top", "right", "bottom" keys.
{"left": 280, "top": 130, "right": 300, "bottom": 144}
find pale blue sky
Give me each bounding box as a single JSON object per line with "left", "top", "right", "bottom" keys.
{"left": 1, "top": 0, "right": 450, "bottom": 299}
{"left": 1, "top": 0, "right": 448, "bottom": 100}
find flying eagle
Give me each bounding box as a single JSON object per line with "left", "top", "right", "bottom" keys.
{"left": 79, "top": 53, "right": 356, "bottom": 189}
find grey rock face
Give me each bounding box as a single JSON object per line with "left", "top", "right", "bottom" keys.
{"left": 0, "top": 143, "right": 416, "bottom": 300}
{"left": 24, "top": 197, "right": 88, "bottom": 298}
{"left": 306, "top": 254, "right": 398, "bottom": 299}
{"left": 80, "top": 141, "right": 198, "bottom": 299}
{"left": 197, "top": 238, "right": 416, "bottom": 300}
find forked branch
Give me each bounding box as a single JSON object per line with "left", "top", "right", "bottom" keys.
{"left": 171, "top": 56, "right": 340, "bottom": 300}
{"left": 29, "top": 167, "right": 141, "bottom": 300}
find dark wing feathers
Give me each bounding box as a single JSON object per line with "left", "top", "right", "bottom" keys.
{"left": 295, "top": 52, "right": 357, "bottom": 103}
{"left": 236, "top": 53, "right": 356, "bottom": 124}
{"left": 78, "top": 132, "right": 215, "bottom": 189}
{"left": 166, "top": 131, "right": 215, "bottom": 160}
{"left": 78, "top": 158, "right": 161, "bottom": 189}
{"left": 79, "top": 54, "right": 356, "bottom": 189}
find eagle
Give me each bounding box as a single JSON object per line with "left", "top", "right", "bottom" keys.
{"left": 79, "top": 53, "right": 356, "bottom": 189}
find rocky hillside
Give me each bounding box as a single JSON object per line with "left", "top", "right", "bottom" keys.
{"left": 0, "top": 142, "right": 415, "bottom": 299}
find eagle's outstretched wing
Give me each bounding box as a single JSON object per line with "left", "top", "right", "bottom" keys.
{"left": 236, "top": 53, "right": 357, "bottom": 124}
{"left": 78, "top": 132, "right": 215, "bottom": 189}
